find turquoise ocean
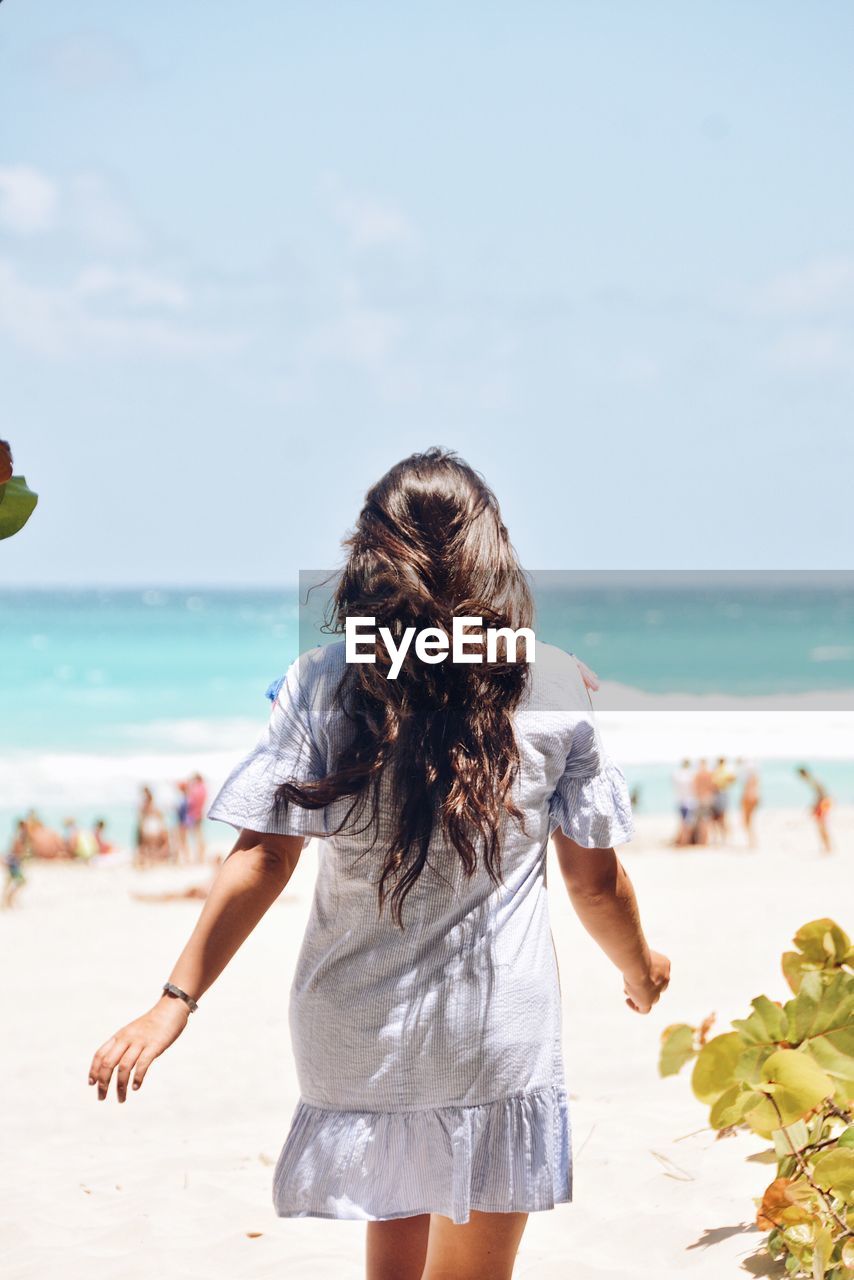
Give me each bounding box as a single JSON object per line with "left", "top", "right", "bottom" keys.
{"left": 2, "top": 583, "right": 853, "bottom": 850}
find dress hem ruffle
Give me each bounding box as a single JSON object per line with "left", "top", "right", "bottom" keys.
{"left": 271, "top": 1083, "right": 573, "bottom": 1226}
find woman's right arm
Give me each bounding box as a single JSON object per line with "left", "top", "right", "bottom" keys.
{"left": 88, "top": 828, "right": 305, "bottom": 1102}
{"left": 551, "top": 828, "right": 670, "bottom": 1013}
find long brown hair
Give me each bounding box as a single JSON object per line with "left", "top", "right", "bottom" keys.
{"left": 273, "top": 447, "right": 534, "bottom": 929}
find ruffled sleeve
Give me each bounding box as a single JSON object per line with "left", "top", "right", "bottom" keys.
{"left": 207, "top": 655, "right": 329, "bottom": 838}
{"left": 547, "top": 713, "right": 634, "bottom": 848}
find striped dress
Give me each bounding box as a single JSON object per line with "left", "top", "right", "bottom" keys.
{"left": 207, "top": 640, "right": 633, "bottom": 1225}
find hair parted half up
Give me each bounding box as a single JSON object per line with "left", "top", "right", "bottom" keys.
{"left": 272, "top": 447, "right": 534, "bottom": 929}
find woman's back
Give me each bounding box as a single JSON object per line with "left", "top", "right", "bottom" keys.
{"left": 206, "top": 636, "right": 633, "bottom": 1221}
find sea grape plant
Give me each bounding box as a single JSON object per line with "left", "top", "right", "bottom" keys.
{"left": 659, "top": 919, "right": 854, "bottom": 1278}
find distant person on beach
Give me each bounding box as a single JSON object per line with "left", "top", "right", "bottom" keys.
{"left": 693, "top": 759, "right": 716, "bottom": 845}
{"left": 185, "top": 773, "right": 208, "bottom": 864}
{"left": 93, "top": 819, "right": 114, "bottom": 856}
{"left": 796, "top": 766, "right": 833, "bottom": 854}
{"left": 2, "top": 821, "right": 29, "bottom": 908}
{"left": 131, "top": 855, "right": 227, "bottom": 904}
{"left": 134, "top": 787, "right": 171, "bottom": 868}
{"left": 2, "top": 849, "right": 27, "bottom": 908}
{"left": 710, "top": 757, "right": 736, "bottom": 843}
{"left": 173, "top": 781, "right": 191, "bottom": 864}
{"left": 62, "top": 818, "right": 97, "bottom": 861}
{"left": 89, "top": 448, "right": 669, "bottom": 1274}
{"left": 736, "top": 758, "right": 760, "bottom": 848}
{"left": 24, "top": 812, "right": 68, "bottom": 860}
{"left": 671, "top": 758, "right": 696, "bottom": 846}
{"left": 63, "top": 818, "right": 81, "bottom": 858}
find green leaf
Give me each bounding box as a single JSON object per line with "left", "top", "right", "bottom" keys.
{"left": 782, "top": 950, "right": 806, "bottom": 994}
{"left": 787, "top": 972, "right": 825, "bottom": 1045}
{"left": 743, "top": 1049, "right": 834, "bottom": 1138}
{"left": 812, "top": 1148, "right": 854, "bottom": 1203}
{"left": 772, "top": 1119, "right": 810, "bottom": 1159}
{"left": 792, "top": 919, "right": 851, "bottom": 967}
{"left": 659, "top": 1024, "right": 697, "bottom": 1077}
{"left": 734, "top": 1043, "right": 778, "bottom": 1086}
{"left": 692, "top": 1032, "right": 744, "bottom": 1105}
{"left": 786, "top": 972, "right": 854, "bottom": 1087}
{"left": 733, "top": 995, "right": 789, "bottom": 1047}
{"left": 812, "top": 1221, "right": 833, "bottom": 1280}
{"left": 710, "top": 1083, "right": 757, "bottom": 1129}
{"left": 836, "top": 1126, "right": 854, "bottom": 1148}
{"left": 0, "top": 475, "right": 38, "bottom": 539}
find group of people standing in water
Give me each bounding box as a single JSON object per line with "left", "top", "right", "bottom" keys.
{"left": 134, "top": 774, "right": 208, "bottom": 868}
{"left": 671, "top": 757, "right": 759, "bottom": 847}
{"left": 671, "top": 758, "right": 834, "bottom": 852}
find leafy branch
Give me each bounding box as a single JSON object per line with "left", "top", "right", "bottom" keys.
{"left": 659, "top": 918, "right": 854, "bottom": 1279}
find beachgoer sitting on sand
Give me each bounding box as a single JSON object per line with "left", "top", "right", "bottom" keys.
{"left": 796, "top": 766, "right": 833, "bottom": 854}
{"left": 24, "top": 812, "right": 68, "bottom": 860}
{"left": 93, "top": 819, "right": 114, "bottom": 855}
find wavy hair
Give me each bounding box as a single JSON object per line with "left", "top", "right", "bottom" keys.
{"left": 272, "top": 447, "right": 534, "bottom": 929}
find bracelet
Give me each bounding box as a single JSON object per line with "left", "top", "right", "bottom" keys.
{"left": 162, "top": 981, "right": 199, "bottom": 1013}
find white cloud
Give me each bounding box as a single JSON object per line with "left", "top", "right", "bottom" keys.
{"left": 758, "top": 256, "right": 854, "bottom": 316}
{"left": 322, "top": 173, "right": 419, "bottom": 251}
{"left": 67, "top": 171, "right": 146, "bottom": 253}
{"left": 75, "top": 265, "right": 188, "bottom": 310}
{"left": 0, "top": 164, "right": 145, "bottom": 252}
{"left": 0, "top": 165, "right": 58, "bottom": 234}
{"left": 0, "top": 258, "right": 244, "bottom": 359}
{"left": 767, "top": 326, "right": 854, "bottom": 374}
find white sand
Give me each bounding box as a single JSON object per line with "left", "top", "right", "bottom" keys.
{"left": 1, "top": 805, "right": 851, "bottom": 1279}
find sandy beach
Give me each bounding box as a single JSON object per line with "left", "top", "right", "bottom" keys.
{"left": 0, "top": 803, "right": 850, "bottom": 1279}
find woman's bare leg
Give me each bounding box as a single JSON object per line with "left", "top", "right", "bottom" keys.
{"left": 366, "top": 1213, "right": 430, "bottom": 1280}
{"left": 420, "top": 1209, "right": 529, "bottom": 1280}
{"left": 816, "top": 816, "right": 833, "bottom": 853}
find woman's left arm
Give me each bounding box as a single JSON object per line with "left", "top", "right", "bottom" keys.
{"left": 89, "top": 829, "right": 304, "bottom": 1101}
{"left": 163, "top": 828, "right": 304, "bottom": 1001}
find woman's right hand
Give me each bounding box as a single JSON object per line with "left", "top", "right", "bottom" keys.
{"left": 88, "top": 996, "right": 190, "bottom": 1102}
{"left": 623, "top": 950, "right": 671, "bottom": 1014}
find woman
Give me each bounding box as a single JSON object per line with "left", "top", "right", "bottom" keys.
{"left": 134, "top": 786, "right": 171, "bottom": 868}
{"left": 88, "top": 448, "right": 669, "bottom": 1280}
{"left": 738, "top": 758, "right": 760, "bottom": 848}
{"left": 796, "top": 766, "right": 833, "bottom": 854}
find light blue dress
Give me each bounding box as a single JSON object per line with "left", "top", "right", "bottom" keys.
{"left": 207, "top": 640, "right": 633, "bottom": 1225}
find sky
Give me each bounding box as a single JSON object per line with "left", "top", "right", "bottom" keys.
{"left": 1, "top": 1, "right": 853, "bottom": 585}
